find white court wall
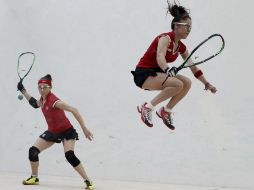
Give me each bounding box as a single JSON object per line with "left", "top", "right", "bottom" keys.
{"left": 0, "top": 0, "right": 253, "bottom": 189}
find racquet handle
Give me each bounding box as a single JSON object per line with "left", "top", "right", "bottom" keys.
{"left": 176, "top": 65, "right": 183, "bottom": 73}
{"left": 162, "top": 65, "right": 184, "bottom": 86}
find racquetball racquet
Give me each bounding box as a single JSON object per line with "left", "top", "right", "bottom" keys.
{"left": 162, "top": 34, "right": 225, "bottom": 85}
{"left": 17, "top": 52, "right": 36, "bottom": 99}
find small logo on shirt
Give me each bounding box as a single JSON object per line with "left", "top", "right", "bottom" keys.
{"left": 46, "top": 106, "right": 49, "bottom": 111}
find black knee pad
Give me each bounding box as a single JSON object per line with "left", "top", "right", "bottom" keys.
{"left": 65, "top": 150, "right": 80, "bottom": 167}
{"left": 29, "top": 146, "right": 40, "bottom": 162}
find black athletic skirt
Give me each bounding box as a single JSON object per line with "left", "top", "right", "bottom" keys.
{"left": 131, "top": 67, "right": 164, "bottom": 88}
{"left": 39, "top": 127, "right": 79, "bottom": 143}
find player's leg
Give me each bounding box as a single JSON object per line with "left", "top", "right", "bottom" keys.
{"left": 23, "top": 137, "right": 54, "bottom": 185}
{"left": 138, "top": 72, "right": 183, "bottom": 127}
{"left": 156, "top": 74, "right": 191, "bottom": 130}
{"left": 142, "top": 73, "right": 184, "bottom": 106}
{"left": 166, "top": 74, "right": 192, "bottom": 109}
{"left": 63, "top": 139, "right": 93, "bottom": 190}
{"left": 30, "top": 138, "right": 55, "bottom": 175}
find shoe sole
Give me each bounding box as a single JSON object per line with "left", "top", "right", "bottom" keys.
{"left": 85, "top": 187, "right": 94, "bottom": 190}
{"left": 156, "top": 111, "right": 162, "bottom": 118}
{"left": 137, "top": 106, "right": 141, "bottom": 113}
{"left": 22, "top": 181, "right": 39, "bottom": 185}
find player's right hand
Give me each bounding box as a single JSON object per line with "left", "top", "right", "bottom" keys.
{"left": 165, "top": 67, "right": 178, "bottom": 77}
{"left": 17, "top": 80, "right": 25, "bottom": 92}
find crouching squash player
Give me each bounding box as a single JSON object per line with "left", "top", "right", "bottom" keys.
{"left": 17, "top": 74, "right": 94, "bottom": 190}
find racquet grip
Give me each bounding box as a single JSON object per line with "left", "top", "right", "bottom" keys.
{"left": 176, "top": 66, "right": 182, "bottom": 72}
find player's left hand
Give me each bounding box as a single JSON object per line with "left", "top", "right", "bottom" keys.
{"left": 205, "top": 82, "right": 217, "bottom": 93}
{"left": 83, "top": 127, "right": 94, "bottom": 141}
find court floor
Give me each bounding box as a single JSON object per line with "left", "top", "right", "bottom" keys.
{"left": 0, "top": 172, "right": 250, "bottom": 190}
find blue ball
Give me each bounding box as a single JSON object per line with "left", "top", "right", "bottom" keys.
{"left": 18, "top": 94, "right": 23, "bottom": 100}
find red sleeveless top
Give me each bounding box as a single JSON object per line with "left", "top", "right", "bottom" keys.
{"left": 137, "top": 31, "right": 186, "bottom": 69}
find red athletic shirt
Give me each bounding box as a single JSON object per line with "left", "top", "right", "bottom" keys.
{"left": 137, "top": 31, "right": 186, "bottom": 69}
{"left": 40, "top": 92, "right": 72, "bottom": 133}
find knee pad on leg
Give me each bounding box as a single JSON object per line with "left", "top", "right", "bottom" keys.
{"left": 29, "top": 146, "right": 40, "bottom": 162}
{"left": 65, "top": 150, "right": 80, "bottom": 167}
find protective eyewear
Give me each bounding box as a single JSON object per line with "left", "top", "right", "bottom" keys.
{"left": 174, "top": 22, "right": 192, "bottom": 29}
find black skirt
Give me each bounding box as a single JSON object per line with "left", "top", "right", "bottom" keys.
{"left": 131, "top": 67, "right": 164, "bottom": 88}
{"left": 39, "top": 127, "right": 79, "bottom": 143}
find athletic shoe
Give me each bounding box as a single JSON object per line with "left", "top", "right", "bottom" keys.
{"left": 156, "top": 107, "right": 175, "bottom": 130}
{"left": 84, "top": 179, "right": 94, "bottom": 190}
{"left": 137, "top": 102, "right": 153, "bottom": 127}
{"left": 22, "top": 176, "right": 39, "bottom": 185}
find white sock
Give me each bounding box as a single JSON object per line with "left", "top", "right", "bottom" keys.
{"left": 145, "top": 102, "right": 154, "bottom": 109}
{"left": 164, "top": 106, "right": 172, "bottom": 113}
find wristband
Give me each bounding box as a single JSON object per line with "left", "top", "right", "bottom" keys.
{"left": 194, "top": 70, "right": 203, "bottom": 79}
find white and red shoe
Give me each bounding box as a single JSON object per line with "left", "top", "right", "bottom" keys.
{"left": 137, "top": 103, "right": 153, "bottom": 127}
{"left": 156, "top": 107, "right": 175, "bottom": 130}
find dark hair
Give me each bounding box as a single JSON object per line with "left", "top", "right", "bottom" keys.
{"left": 40, "top": 74, "right": 52, "bottom": 81}
{"left": 167, "top": 0, "right": 191, "bottom": 29}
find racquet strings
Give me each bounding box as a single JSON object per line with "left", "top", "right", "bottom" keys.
{"left": 17, "top": 53, "right": 35, "bottom": 79}
{"left": 185, "top": 35, "right": 223, "bottom": 67}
